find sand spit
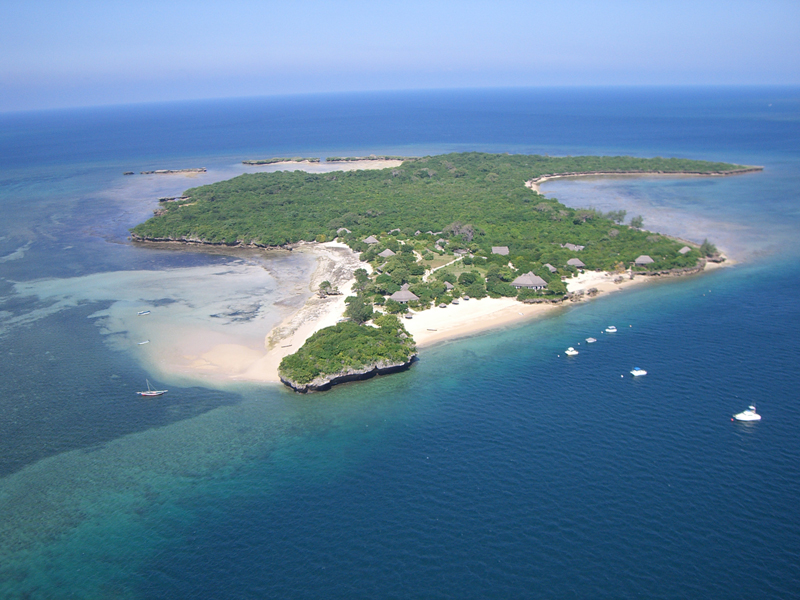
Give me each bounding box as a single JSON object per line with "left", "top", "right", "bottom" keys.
{"left": 525, "top": 168, "right": 763, "bottom": 193}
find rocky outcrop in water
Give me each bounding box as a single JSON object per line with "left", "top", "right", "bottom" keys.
{"left": 279, "top": 357, "right": 417, "bottom": 393}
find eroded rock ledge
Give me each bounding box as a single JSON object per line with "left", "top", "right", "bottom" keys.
{"left": 280, "top": 356, "right": 417, "bottom": 393}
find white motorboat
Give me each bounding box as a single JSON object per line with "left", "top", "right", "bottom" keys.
{"left": 733, "top": 405, "right": 761, "bottom": 421}
{"left": 630, "top": 367, "right": 647, "bottom": 376}
{"left": 605, "top": 325, "right": 617, "bottom": 333}
{"left": 565, "top": 347, "right": 579, "bottom": 356}
{"left": 138, "top": 340, "right": 150, "bottom": 345}
{"left": 586, "top": 337, "right": 597, "bottom": 343}
{"left": 137, "top": 310, "right": 151, "bottom": 316}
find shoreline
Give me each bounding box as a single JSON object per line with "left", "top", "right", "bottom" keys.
{"left": 173, "top": 241, "right": 369, "bottom": 384}
{"left": 169, "top": 246, "right": 731, "bottom": 386}
{"left": 525, "top": 168, "right": 763, "bottom": 192}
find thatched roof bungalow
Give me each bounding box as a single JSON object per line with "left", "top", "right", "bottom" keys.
{"left": 363, "top": 235, "right": 379, "bottom": 244}
{"left": 378, "top": 248, "right": 396, "bottom": 258}
{"left": 567, "top": 258, "right": 586, "bottom": 268}
{"left": 635, "top": 255, "right": 655, "bottom": 266}
{"left": 511, "top": 272, "right": 548, "bottom": 290}
{"left": 492, "top": 246, "right": 509, "bottom": 256}
{"left": 389, "top": 290, "right": 419, "bottom": 303}
{"left": 678, "top": 246, "right": 692, "bottom": 255}
{"left": 544, "top": 263, "right": 557, "bottom": 273}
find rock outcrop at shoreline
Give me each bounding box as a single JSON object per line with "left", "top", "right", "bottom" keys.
{"left": 279, "top": 356, "right": 417, "bottom": 393}
{"left": 129, "top": 233, "right": 292, "bottom": 250}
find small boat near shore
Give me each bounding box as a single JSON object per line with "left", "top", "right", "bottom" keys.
{"left": 733, "top": 405, "right": 761, "bottom": 421}
{"left": 138, "top": 310, "right": 151, "bottom": 316}
{"left": 630, "top": 367, "right": 647, "bottom": 376}
{"left": 136, "top": 379, "right": 167, "bottom": 397}
{"left": 565, "top": 347, "right": 579, "bottom": 356}
{"left": 138, "top": 340, "right": 150, "bottom": 345}
{"left": 586, "top": 337, "right": 597, "bottom": 343}
{"left": 605, "top": 325, "right": 617, "bottom": 333}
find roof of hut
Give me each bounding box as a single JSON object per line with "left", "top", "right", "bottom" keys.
{"left": 511, "top": 272, "right": 548, "bottom": 288}
{"left": 389, "top": 290, "right": 419, "bottom": 303}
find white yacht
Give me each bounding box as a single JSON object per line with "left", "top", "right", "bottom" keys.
{"left": 733, "top": 405, "right": 761, "bottom": 421}
{"left": 586, "top": 337, "right": 597, "bottom": 343}
{"left": 630, "top": 367, "right": 647, "bottom": 376}
{"left": 565, "top": 347, "right": 579, "bottom": 356}
{"left": 605, "top": 325, "right": 617, "bottom": 333}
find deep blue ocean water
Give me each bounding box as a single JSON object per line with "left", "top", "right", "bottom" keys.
{"left": 1, "top": 87, "right": 800, "bottom": 599}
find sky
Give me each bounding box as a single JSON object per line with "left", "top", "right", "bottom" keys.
{"left": 1, "top": 0, "right": 799, "bottom": 112}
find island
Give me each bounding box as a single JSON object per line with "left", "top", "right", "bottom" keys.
{"left": 130, "top": 152, "right": 759, "bottom": 391}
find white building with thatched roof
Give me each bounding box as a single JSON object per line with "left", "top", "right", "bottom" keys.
{"left": 511, "top": 272, "right": 548, "bottom": 289}
{"left": 492, "top": 246, "right": 509, "bottom": 256}
{"left": 544, "top": 263, "right": 557, "bottom": 273}
{"left": 567, "top": 258, "right": 585, "bottom": 268}
{"left": 635, "top": 255, "right": 655, "bottom": 266}
{"left": 389, "top": 289, "right": 419, "bottom": 303}
{"left": 363, "top": 235, "right": 379, "bottom": 244}
{"left": 678, "top": 246, "right": 692, "bottom": 255}
{"left": 378, "top": 248, "right": 396, "bottom": 258}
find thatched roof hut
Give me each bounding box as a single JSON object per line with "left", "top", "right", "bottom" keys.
{"left": 378, "top": 248, "right": 396, "bottom": 258}
{"left": 363, "top": 235, "right": 379, "bottom": 244}
{"left": 567, "top": 258, "right": 586, "bottom": 268}
{"left": 635, "top": 255, "right": 655, "bottom": 266}
{"left": 389, "top": 290, "right": 419, "bottom": 303}
{"left": 511, "top": 272, "right": 548, "bottom": 289}
{"left": 678, "top": 246, "right": 692, "bottom": 255}
{"left": 492, "top": 246, "right": 509, "bottom": 256}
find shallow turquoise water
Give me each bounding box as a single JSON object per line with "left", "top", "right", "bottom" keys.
{"left": 1, "top": 87, "right": 799, "bottom": 598}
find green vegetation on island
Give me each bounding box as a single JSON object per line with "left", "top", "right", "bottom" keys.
{"left": 131, "top": 152, "right": 754, "bottom": 391}
{"left": 132, "top": 153, "right": 744, "bottom": 274}
{"left": 278, "top": 315, "right": 416, "bottom": 391}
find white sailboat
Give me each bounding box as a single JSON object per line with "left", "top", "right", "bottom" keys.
{"left": 136, "top": 379, "right": 167, "bottom": 397}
